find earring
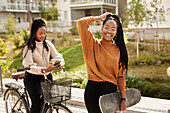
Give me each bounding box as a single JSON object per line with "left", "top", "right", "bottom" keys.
{"left": 112, "top": 36, "right": 117, "bottom": 44}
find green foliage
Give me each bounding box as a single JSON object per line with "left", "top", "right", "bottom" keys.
{"left": 0, "top": 38, "right": 8, "bottom": 73}
{"left": 127, "top": 38, "right": 135, "bottom": 42}
{"left": 39, "top": 2, "right": 60, "bottom": 20}
{"left": 69, "top": 21, "right": 78, "bottom": 35}
{"left": 94, "top": 30, "right": 102, "bottom": 39}
{"left": 6, "top": 33, "right": 21, "bottom": 49}
{"left": 3, "top": 14, "right": 17, "bottom": 35}
{"left": 59, "top": 44, "right": 85, "bottom": 71}
{"left": 128, "top": 51, "right": 166, "bottom": 66}
{"left": 9, "top": 57, "right": 23, "bottom": 69}
{"left": 126, "top": 74, "right": 143, "bottom": 88}
{"left": 149, "top": 0, "right": 167, "bottom": 25}
{"left": 47, "top": 4, "right": 60, "bottom": 20}
{"left": 126, "top": 74, "right": 170, "bottom": 99}
{"left": 0, "top": 38, "right": 7, "bottom": 56}
{"left": 39, "top": 1, "right": 46, "bottom": 19}
{"left": 13, "top": 33, "right": 20, "bottom": 49}
{"left": 53, "top": 70, "right": 87, "bottom": 89}
{"left": 123, "top": 0, "right": 168, "bottom": 28}
{"left": 20, "top": 29, "right": 30, "bottom": 45}
{"left": 123, "top": 0, "right": 149, "bottom": 27}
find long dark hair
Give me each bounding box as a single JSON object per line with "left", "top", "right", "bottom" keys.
{"left": 23, "top": 18, "right": 49, "bottom": 54}
{"left": 103, "top": 14, "right": 128, "bottom": 71}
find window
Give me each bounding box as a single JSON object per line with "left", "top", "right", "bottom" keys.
{"left": 85, "top": 10, "right": 91, "bottom": 16}
{"left": 18, "top": 17, "right": 21, "bottom": 23}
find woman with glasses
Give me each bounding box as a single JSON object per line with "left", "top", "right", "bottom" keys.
{"left": 78, "top": 13, "right": 128, "bottom": 113}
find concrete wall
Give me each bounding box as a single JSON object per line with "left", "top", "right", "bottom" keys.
{"left": 71, "top": 10, "right": 85, "bottom": 20}
{"left": 58, "top": 0, "right": 71, "bottom": 22}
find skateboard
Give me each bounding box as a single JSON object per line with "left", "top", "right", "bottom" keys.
{"left": 99, "top": 88, "right": 141, "bottom": 113}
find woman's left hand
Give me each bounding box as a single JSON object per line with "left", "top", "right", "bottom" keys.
{"left": 120, "top": 100, "right": 127, "bottom": 111}
{"left": 54, "top": 62, "right": 64, "bottom": 70}
{"left": 56, "top": 62, "right": 64, "bottom": 70}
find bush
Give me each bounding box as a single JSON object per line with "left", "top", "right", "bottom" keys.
{"left": 53, "top": 70, "right": 87, "bottom": 89}
{"left": 126, "top": 74, "right": 143, "bottom": 88}
{"left": 13, "top": 33, "right": 20, "bottom": 49}
{"left": 20, "top": 29, "right": 30, "bottom": 45}
{"left": 127, "top": 38, "right": 135, "bottom": 42}
{"left": 3, "top": 14, "right": 17, "bottom": 35}
{"left": 0, "top": 38, "right": 7, "bottom": 56}
{"left": 69, "top": 21, "right": 78, "bottom": 35}
{"left": 0, "top": 38, "right": 8, "bottom": 73}
{"left": 126, "top": 74, "right": 170, "bottom": 99}
{"left": 129, "top": 52, "right": 165, "bottom": 66}
{"left": 94, "top": 30, "right": 102, "bottom": 39}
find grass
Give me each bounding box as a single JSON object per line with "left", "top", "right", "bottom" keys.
{"left": 59, "top": 43, "right": 85, "bottom": 71}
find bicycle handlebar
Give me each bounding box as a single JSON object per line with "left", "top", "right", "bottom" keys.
{"left": 17, "top": 66, "right": 30, "bottom": 72}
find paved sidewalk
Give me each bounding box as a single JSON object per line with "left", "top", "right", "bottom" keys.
{"left": 1, "top": 78, "right": 170, "bottom": 113}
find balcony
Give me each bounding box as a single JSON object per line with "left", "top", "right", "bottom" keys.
{"left": 0, "top": 3, "right": 40, "bottom": 13}
{"left": 71, "top": 0, "right": 116, "bottom": 5}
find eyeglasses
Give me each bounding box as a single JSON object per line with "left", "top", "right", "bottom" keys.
{"left": 104, "top": 26, "right": 117, "bottom": 33}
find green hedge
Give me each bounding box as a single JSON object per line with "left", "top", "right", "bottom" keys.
{"left": 126, "top": 74, "right": 170, "bottom": 99}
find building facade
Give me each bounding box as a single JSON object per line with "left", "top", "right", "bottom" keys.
{"left": 57, "top": 0, "right": 125, "bottom": 22}
{"left": 57, "top": 0, "right": 128, "bottom": 33}
{"left": 0, "top": 0, "right": 56, "bottom": 32}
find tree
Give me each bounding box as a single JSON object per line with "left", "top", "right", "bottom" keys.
{"left": 123, "top": 0, "right": 151, "bottom": 58}
{"left": 47, "top": 4, "right": 60, "bottom": 21}
{"left": 39, "top": 2, "right": 60, "bottom": 21}
{"left": 148, "top": 0, "right": 168, "bottom": 51}
{"left": 3, "top": 14, "right": 17, "bottom": 35}
{"left": 39, "top": 1, "right": 46, "bottom": 19}
{"left": 123, "top": 0, "right": 168, "bottom": 57}
{"left": 3, "top": 14, "right": 21, "bottom": 49}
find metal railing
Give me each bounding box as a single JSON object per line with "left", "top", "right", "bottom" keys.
{"left": 71, "top": 0, "right": 116, "bottom": 5}
{"left": 0, "top": 57, "right": 6, "bottom": 96}
{"left": 0, "top": 3, "right": 40, "bottom": 12}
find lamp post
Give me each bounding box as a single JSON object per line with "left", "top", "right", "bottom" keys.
{"left": 0, "top": 57, "right": 6, "bottom": 95}
{"left": 28, "top": 0, "right": 32, "bottom": 32}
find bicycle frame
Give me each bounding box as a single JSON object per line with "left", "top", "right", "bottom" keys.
{"left": 4, "top": 85, "right": 30, "bottom": 112}
{"left": 4, "top": 65, "right": 72, "bottom": 113}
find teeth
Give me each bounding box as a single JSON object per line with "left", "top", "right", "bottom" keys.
{"left": 105, "top": 33, "right": 112, "bottom": 37}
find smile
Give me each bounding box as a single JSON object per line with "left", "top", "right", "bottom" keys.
{"left": 105, "top": 33, "right": 113, "bottom": 37}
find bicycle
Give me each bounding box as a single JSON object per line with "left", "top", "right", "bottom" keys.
{"left": 4, "top": 65, "right": 73, "bottom": 113}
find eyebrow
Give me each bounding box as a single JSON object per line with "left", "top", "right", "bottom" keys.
{"left": 105, "top": 25, "right": 116, "bottom": 28}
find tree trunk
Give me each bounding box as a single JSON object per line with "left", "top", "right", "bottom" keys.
{"left": 143, "top": 30, "right": 145, "bottom": 48}
{"left": 154, "top": 34, "right": 157, "bottom": 51}
{"left": 137, "top": 30, "right": 139, "bottom": 58}
{"left": 163, "top": 32, "right": 166, "bottom": 52}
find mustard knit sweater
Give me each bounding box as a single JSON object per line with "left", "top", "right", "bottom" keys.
{"left": 78, "top": 17, "right": 126, "bottom": 91}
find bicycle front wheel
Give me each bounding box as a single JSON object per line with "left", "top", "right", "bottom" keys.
{"left": 46, "top": 104, "right": 72, "bottom": 113}
{"left": 4, "top": 89, "right": 28, "bottom": 113}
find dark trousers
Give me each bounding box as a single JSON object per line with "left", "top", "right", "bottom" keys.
{"left": 24, "top": 72, "right": 52, "bottom": 113}
{"left": 84, "top": 80, "right": 117, "bottom": 113}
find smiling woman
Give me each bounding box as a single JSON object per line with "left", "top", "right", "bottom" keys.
{"left": 102, "top": 20, "right": 117, "bottom": 41}
{"left": 22, "top": 18, "right": 65, "bottom": 113}
{"left": 78, "top": 13, "right": 128, "bottom": 113}
{"left": 36, "top": 26, "right": 47, "bottom": 42}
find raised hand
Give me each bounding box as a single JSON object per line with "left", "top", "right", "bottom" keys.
{"left": 94, "top": 12, "right": 112, "bottom": 21}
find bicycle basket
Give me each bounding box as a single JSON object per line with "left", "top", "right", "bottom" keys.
{"left": 41, "top": 77, "right": 72, "bottom": 103}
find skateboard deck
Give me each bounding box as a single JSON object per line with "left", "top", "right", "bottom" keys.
{"left": 99, "top": 88, "right": 141, "bottom": 113}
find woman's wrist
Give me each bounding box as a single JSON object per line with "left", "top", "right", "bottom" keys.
{"left": 94, "top": 16, "right": 101, "bottom": 21}
{"left": 121, "top": 98, "right": 126, "bottom": 101}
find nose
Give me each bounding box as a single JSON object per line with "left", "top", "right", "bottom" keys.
{"left": 108, "top": 29, "right": 113, "bottom": 33}
{"left": 42, "top": 34, "right": 46, "bottom": 37}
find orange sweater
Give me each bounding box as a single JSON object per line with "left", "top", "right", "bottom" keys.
{"left": 78, "top": 17, "right": 126, "bottom": 91}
